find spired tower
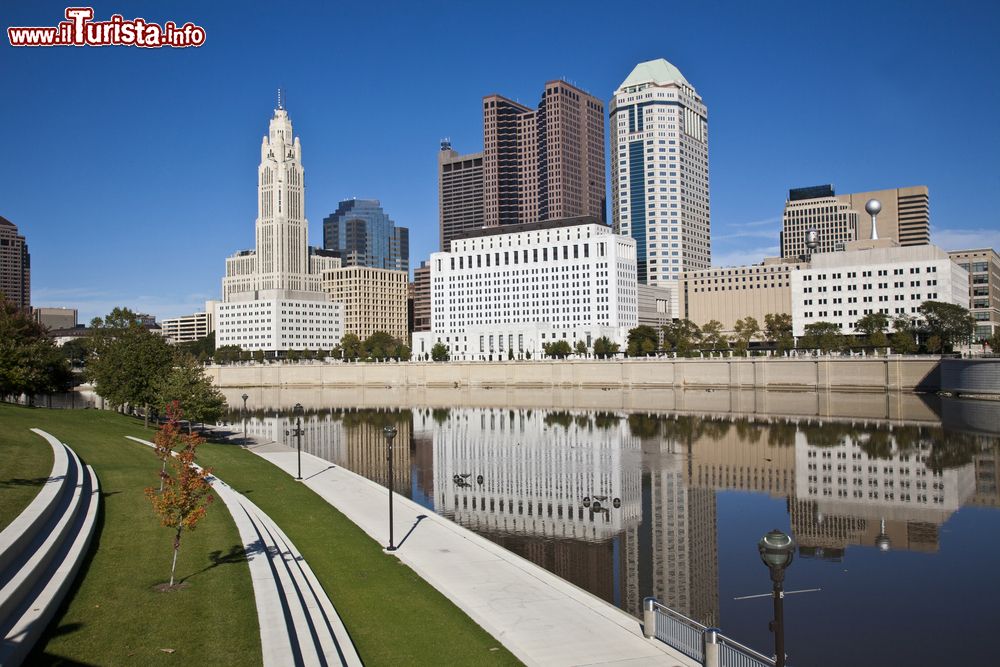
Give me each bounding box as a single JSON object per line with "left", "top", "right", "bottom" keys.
{"left": 216, "top": 94, "right": 343, "bottom": 353}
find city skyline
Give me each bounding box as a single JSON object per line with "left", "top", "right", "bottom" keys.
{"left": 3, "top": 1, "right": 999, "bottom": 321}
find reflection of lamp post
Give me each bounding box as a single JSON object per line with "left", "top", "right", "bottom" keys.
{"left": 875, "top": 518, "right": 891, "bottom": 552}
{"left": 384, "top": 425, "right": 398, "bottom": 551}
{"left": 292, "top": 403, "right": 304, "bottom": 480}
{"left": 241, "top": 393, "right": 249, "bottom": 446}
{"left": 758, "top": 529, "right": 795, "bottom": 667}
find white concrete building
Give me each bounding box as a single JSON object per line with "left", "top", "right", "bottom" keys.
{"left": 161, "top": 302, "right": 216, "bottom": 343}
{"left": 216, "top": 97, "right": 342, "bottom": 352}
{"left": 610, "top": 59, "right": 710, "bottom": 287}
{"left": 412, "top": 217, "right": 638, "bottom": 360}
{"left": 791, "top": 243, "right": 969, "bottom": 337}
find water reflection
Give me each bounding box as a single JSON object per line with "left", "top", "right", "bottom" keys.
{"left": 223, "top": 395, "right": 1000, "bottom": 665}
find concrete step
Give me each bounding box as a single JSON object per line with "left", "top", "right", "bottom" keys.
{"left": 0, "top": 431, "right": 101, "bottom": 667}
{"left": 0, "top": 433, "right": 70, "bottom": 576}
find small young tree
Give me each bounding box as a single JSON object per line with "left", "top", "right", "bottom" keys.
{"left": 431, "top": 342, "right": 450, "bottom": 362}
{"left": 543, "top": 340, "right": 572, "bottom": 358}
{"left": 574, "top": 340, "right": 588, "bottom": 357}
{"left": 145, "top": 408, "right": 214, "bottom": 588}
{"left": 700, "top": 320, "right": 728, "bottom": 352}
{"left": 890, "top": 316, "right": 918, "bottom": 354}
{"left": 592, "top": 336, "right": 620, "bottom": 359}
{"left": 154, "top": 355, "right": 226, "bottom": 433}
{"left": 732, "top": 316, "right": 761, "bottom": 355}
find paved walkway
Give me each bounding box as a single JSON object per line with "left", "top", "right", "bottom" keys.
{"left": 249, "top": 441, "right": 697, "bottom": 667}
{"left": 126, "top": 437, "right": 361, "bottom": 667}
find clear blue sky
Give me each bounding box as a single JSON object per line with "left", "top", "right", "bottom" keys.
{"left": 3, "top": 0, "right": 998, "bottom": 322}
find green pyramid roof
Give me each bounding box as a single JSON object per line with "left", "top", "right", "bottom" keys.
{"left": 619, "top": 58, "right": 688, "bottom": 88}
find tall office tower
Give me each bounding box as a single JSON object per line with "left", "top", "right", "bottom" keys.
{"left": 482, "top": 80, "right": 605, "bottom": 228}
{"left": 217, "top": 98, "right": 343, "bottom": 353}
{"left": 323, "top": 199, "right": 409, "bottom": 272}
{"left": 412, "top": 261, "right": 431, "bottom": 333}
{"left": 611, "top": 59, "right": 710, "bottom": 286}
{"left": 438, "top": 141, "right": 484, "bottom": 251}
{"left": 0, "top": 216, "right": 30, "bottom": 310}
{"left": 781, "top": 184, "right": 930, "bottom": 258}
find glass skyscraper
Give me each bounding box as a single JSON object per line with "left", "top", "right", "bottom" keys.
{"left": 322, "top": 199, "right": 409, "bottom": 272}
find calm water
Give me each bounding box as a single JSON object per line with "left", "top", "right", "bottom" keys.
{"left": 221, "top": 390, "right": 1000, "bottom": 667}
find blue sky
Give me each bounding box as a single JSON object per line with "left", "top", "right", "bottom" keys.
{"left": 2, "top": 0, "right": 998, "bottom": 322}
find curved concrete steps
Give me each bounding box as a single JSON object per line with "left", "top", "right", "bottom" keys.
{"left": 0, "top": 430, "right": 100, "bottom": 667}
{"left": 125, "top": 436, "right": 361, "bottom": 667}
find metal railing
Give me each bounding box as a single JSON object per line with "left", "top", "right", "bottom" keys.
{"left": 643, "top": 597, "right": 778, "bottom": 667}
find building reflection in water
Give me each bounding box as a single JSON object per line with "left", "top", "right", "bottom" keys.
{"left": 226, "top": 402, "right": 998, "bottom": 631}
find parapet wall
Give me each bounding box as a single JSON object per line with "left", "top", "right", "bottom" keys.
{"left": 207, "top": 357, "right": 943, "bottom": 393}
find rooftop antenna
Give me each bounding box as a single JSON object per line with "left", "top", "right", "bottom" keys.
{"left": 277, "top": 87, "right": 284, "bottom": 111}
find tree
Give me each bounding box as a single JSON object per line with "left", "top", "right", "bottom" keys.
{"left": 508, "top": 348, "right": 515, "bottom": 361}
{"left": 543, "top": 340, "right": 572, "bottom": 358}
{"left": 918, "top": 301, "right": 975, "bottom": 352}
{"left": 574, "top": 340, "right": 588, "bottom": 357}
{"left": 0, "top": 297, "right": 73, "bottom": 401}
{"left": 890, "top": 317, "right": 918, "bottom": 354}
{"left": 145, "top": 410, "right": 214, "bottom": 588}
{"left": 988, "top": 330, "right": 1000, "bottom": 354}
{"left": 176, "top": 332, "right": 215, "bottom": 360}
{"left": 662, "top": 319, "right": 701, "bottom": 355}
{"left": 61, "top": 338, "right": 89, "bottom": 369}
{"left": 340, "top": 333, "right": 363, "bottom": 361}
{"left": 800, "top": 321, "right": 846, "bottom": 354}
{"left": 431, "top": 342, "right": 450, "bottom": 362}
{"left": 154, "top": 355, "right": 226, "bottom": 433}
{"left": 626, "top": 325, "right": 659, "bottom": 357}
{"left": 86, "top": 308, "right": 174, "bottom": 426}
{"left": 854, "top": 312, "right": 890, "bottom": 349}
{"left": 732, "top": 316, "right": 761, "bottom": 355}
{"left": 252, "top": 350, "right": 265, "bottom": 364}
{"left": 152, "top": 401, "right": 185, "bottom": 492}
{"left": 592, "top": 336, "right": 620, "bottom": 359}
{"left": 699, "top": 320, "right": 728, "bottom": 352}
{"left": 213, "top": 345, "right": 242, "bottom": 365}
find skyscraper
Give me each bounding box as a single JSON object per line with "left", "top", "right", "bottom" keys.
{"left": 482, "top": 80, "right": 606, "bottom": 228}
{"left": 438, "top": 141, "right": 484, "bottom": 251}
{"left": 0, "top": 216, "right": 30, "bottom": 310}
{"left": 323, "top": 199, "right": 409, "bottom": 272}
{"left": 611, "top": 59, "right": 710, "bottom": 286}
{"left": 217, "top": 97, "right": 343, "bottom": 353}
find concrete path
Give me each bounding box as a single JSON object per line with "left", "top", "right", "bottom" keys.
{"left": 125, "top": 437, "right": 361, "bottom": 667}
{"left": 249, "top": 441, "right": 698, "bottom": 667}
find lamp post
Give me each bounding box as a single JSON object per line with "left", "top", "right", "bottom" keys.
{"left": 384, "top": 425, "right": 398, "bottom": 551}
{"left": 292, "top": 403, "right": 304, "bottom": 480}
{"left": 758, "top": 529, "right": 795, "bottom": 667}
{"left": 241, "top": 393, "right": 249, "bottom": 447}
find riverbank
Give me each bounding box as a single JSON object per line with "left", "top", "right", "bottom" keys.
{"left": 207, "top": 356, "right": 943, "bottom": 392}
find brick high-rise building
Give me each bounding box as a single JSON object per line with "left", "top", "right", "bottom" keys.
{"left": 412, "top": 261, "right": 431, "bottom": 334}
{"left": 482, "top": 80, "right": 605, "bottom": 229}
{"left": 438, "top": 142, "right": 484, "bottom": 252}
{"left": 0, "top": 216, "right": 30, "bottom": 310}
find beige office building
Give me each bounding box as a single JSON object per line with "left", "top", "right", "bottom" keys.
{"left": 483, "top": 80, "right": 605, "bottom": 228}
{"left": 781, "top": 185, "right": 929, "bottom": 259}
{"left": 321, "top": 266, "right": 408, "bottom": 342}
{"left": 438, "top": 142, "right": 484, "bottom": 252}
{"left": 161, "top": 306, "right": 216, "bottom": 343}
{"left": 681, "top": 258, "right": 804, "bottom": 333}
{"left": 948, "top": 248, "right": 1000, "bottom": 340}
{"left": 33, "top": 307, "right": 77, "bottom": 330}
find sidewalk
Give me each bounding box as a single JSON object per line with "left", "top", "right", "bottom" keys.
{"left": 249, "top": 441, "right": 697, "bottom": 667}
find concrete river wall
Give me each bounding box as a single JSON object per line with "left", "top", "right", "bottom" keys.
{"left": 207, "top": 357, "right": 944, "bottom": 393}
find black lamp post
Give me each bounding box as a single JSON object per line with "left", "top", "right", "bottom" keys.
{"left": 241, "top": 393, "right": 249, "bottom": 446}
{"left": 758, "top": 529, "right": 795, "bottom": 667}
{"left": 292, "top": 403, "right": 304, "bottom": 480}
{"left": 384, "top": 425, "right": 398, "bottom": 551}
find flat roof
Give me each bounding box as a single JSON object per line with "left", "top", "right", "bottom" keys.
{"left": 453, "top": 216, "right": 608, "bottom": 241}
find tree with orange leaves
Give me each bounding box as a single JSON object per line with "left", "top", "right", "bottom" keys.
{"left": 145, "top": 405, "right": 214, "bottom": 587}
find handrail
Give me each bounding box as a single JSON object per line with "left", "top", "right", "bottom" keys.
{"left": 718, "top": 634, "right": 775, "bottom": 663}
{"left": 649, "top": 598, "right": 707, "bottom": 631}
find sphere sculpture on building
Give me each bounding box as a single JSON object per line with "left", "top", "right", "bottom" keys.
{"left": 865, "top": 198, "right": 882, "bottom": 241}
{"left": 805, "top": 228, "right": 819, "bottom": 251}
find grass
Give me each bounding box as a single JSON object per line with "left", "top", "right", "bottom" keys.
{"left": 0, "top": 404, "right": 261, "bottom": 666}
{"left": 196, "top": 439, "right": 522, "bottom": 666}
{"left": 0, "top": 416, "right": 54, "bottom": 531}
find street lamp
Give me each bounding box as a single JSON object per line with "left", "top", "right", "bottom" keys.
{"left": 241, "top": 393, "right": 249, "bottom": 446}
{"left": 383, "top": 425, "right": 398, "bottom": 551}
{"left": 758, "top": 529, "right": 795, "bottom": 667}
{"left": 292, "top": 403, "right": 304, "bottom": 480}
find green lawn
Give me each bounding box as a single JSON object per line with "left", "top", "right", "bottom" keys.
{"left": 0, "top": 415, "right": 54, "bottom": 531}
{"left": 0, "top": 404, "right": 261, "bottom": 666}
{"left": 2, "top": 405, "right": 520, "bottom": 666}
{"left": 197, "top": 439, "right": 521, "bottom": 666}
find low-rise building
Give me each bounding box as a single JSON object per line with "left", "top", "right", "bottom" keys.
{"left": 948, "top": 248, "right": 1000, "bottom": 341}
{"left": 681, "top": 257, "right": 804, "bottom": 333}
{"left": 637, "top": 283, "right": 678, "bottom": 327}
{"left": 215, "top": 291, "right": 343, "bottom": 352}
{"left": 161, "top": 304, "right": 216, "bottom": 343}
{"left": 33, "top": 307, "right": 77, "bottom": 330}
{"left": 320, "top": 266, "right": 408, "bottom": 342}
{"left": 791, "top": 242, "right": 968, "bottom": 337}
{"left": 413, "top": 216, "right": 638, "bottom": 360}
